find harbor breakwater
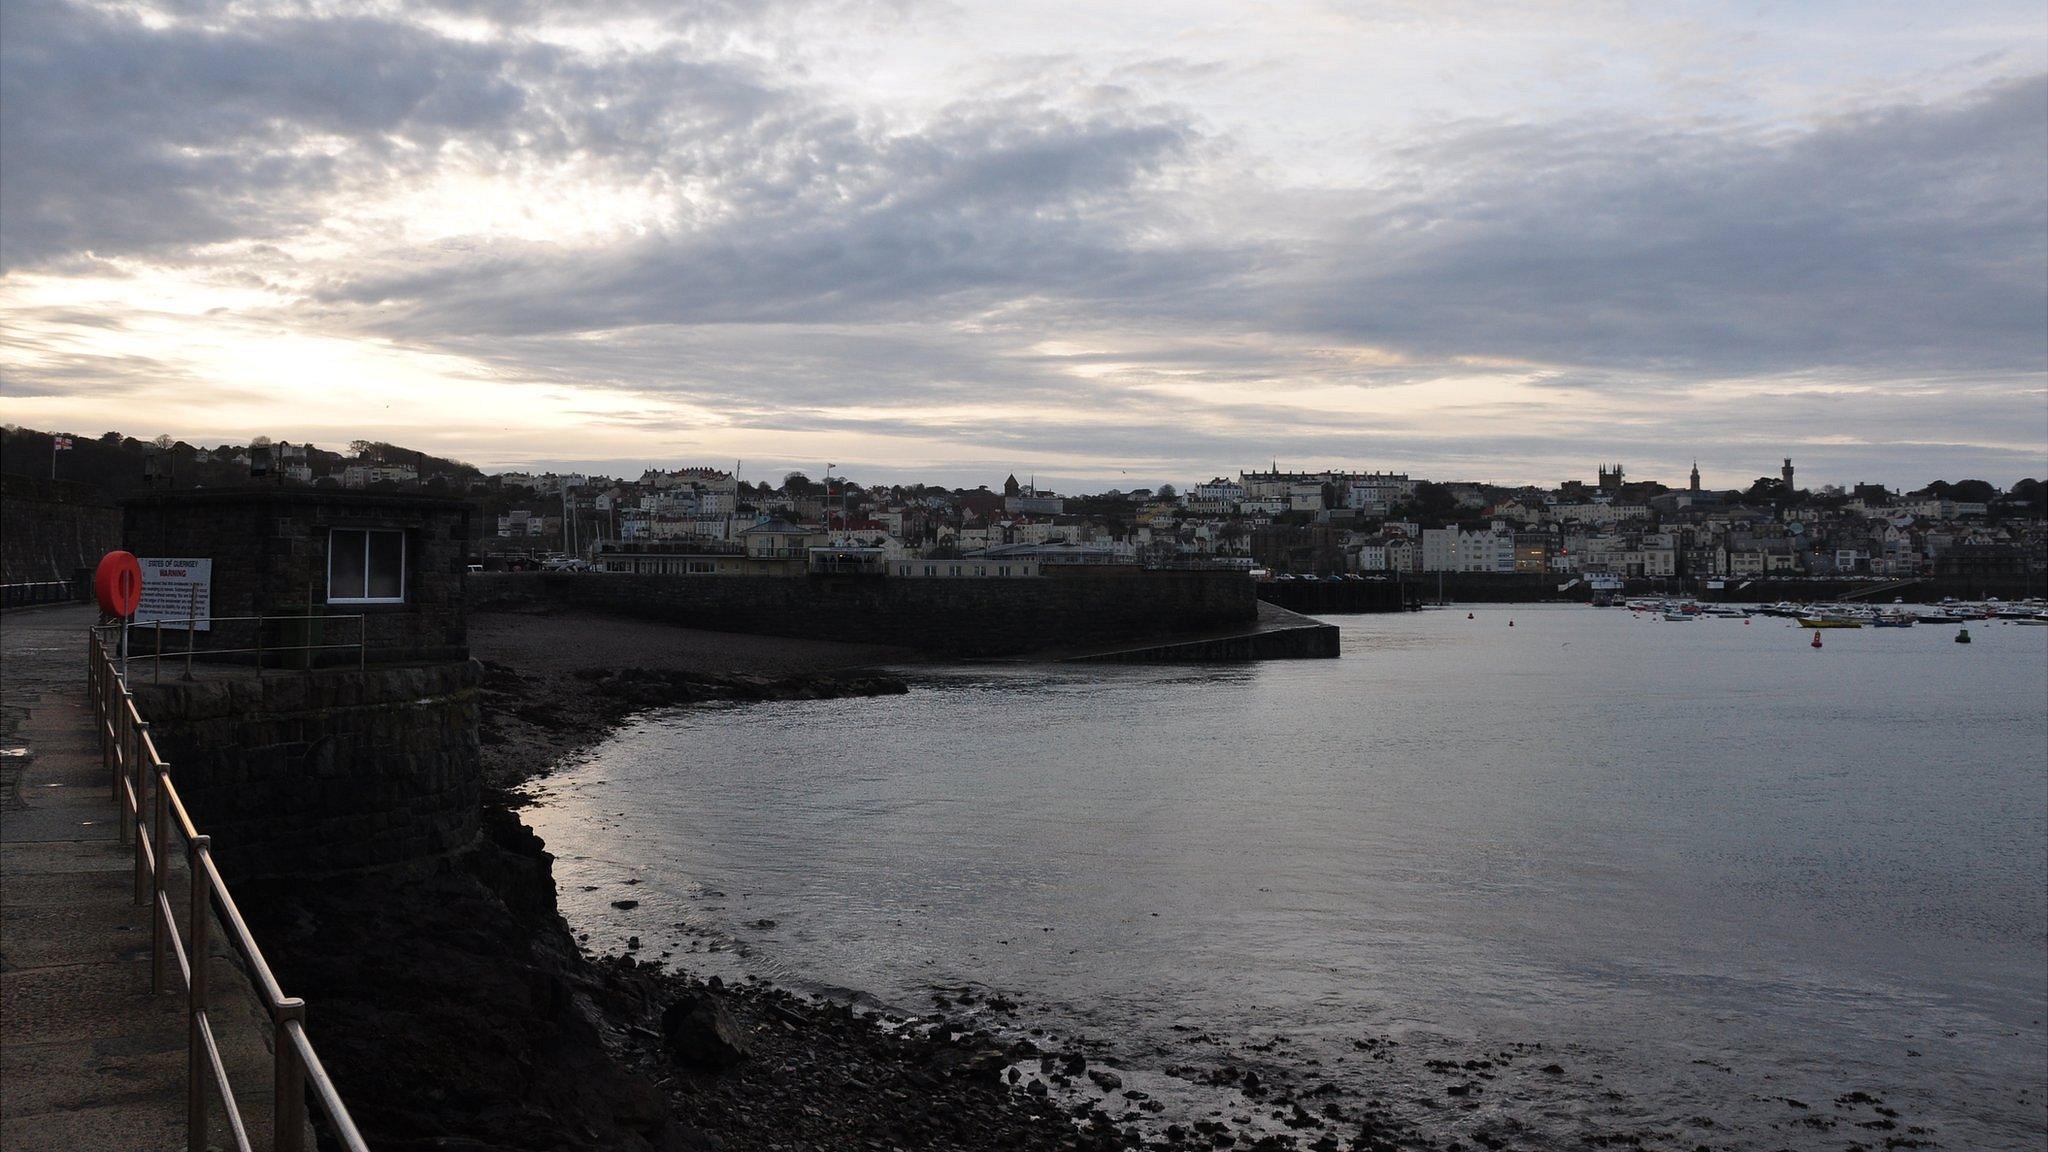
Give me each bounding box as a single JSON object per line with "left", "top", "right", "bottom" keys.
{"left": 470, "top": 569, "right": 1259, "bottom": 657}
{"left": 1254, "top": 578, "right": 1412, "bottom": 614}
{"left": 1370, "top": 571, "right": 2044, "bottom": 604}
{"left": 0, "top": 473, "right": 119, "bottom": 586}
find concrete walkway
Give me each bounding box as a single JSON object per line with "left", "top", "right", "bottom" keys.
{"left": 2, "top": 605, "right": 281, "bottom": 1150}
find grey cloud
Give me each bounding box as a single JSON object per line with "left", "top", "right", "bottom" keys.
{"left": 0, "top": 0, "right": 536, "bottom": 269}
{"left": 1288, "top": 75, "right": 2048, "bottom": 377}
{"left": 313, "top": 98, "right": 1214, "bottom": 335}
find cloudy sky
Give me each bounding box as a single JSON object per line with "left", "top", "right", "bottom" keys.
{"left": 2, "top": 0, "right": 2044, "bottom": 491}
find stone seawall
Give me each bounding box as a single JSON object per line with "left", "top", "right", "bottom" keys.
{"left": 0, "top": 473, "right": 120, "bottom": 586}
{"left": 1255, "top": 579, "right": 1411, "bottom": 614}
{"left": 1404, "top": 572, "right": 2047, "bottom": 603}
{"left": 133, "top": 662, "right": 481, "bottom": 879}
{"left": 472, "top": 569, "right": 1258, "bottom": 657}
{"left": 1069, "top": 604, "right": 1339, "bottom": 662}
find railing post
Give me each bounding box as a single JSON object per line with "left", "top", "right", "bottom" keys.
{"left": 152, "top": 764, "right": 170, "bottom": 994}
{"left": 132, "top": 721, "right": 151, "bottom": 906}
{"left": 188, "top": 835, "right": 211, "bottom": 1152}
{"left": 117, "top": 691, "right": 133, "bottom": 844}
{"left": 95, "top": 638, "right": 114, "bottom": 804}
{"left": 273, "top": 998, "right": 308, "bottom": 1152}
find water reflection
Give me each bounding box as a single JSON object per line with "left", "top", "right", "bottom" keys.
{"left": 529, "top": 606, "right": 2048, "bottom": 1149}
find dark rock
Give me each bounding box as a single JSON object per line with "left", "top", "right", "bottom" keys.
{"left": 613, "top": 899, "right": 640, "bottom": 910}
{"left": 661, "top": 992, "right": 751, "bottom": 1070}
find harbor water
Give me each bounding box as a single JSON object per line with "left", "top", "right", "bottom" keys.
{"left": 527, "top": 605, "right": 2048, "bottom": 1148}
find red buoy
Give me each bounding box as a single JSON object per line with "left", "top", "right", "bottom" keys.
{"left": 93, "top": 551, "right": 142, "bottom": 618}
{"left": 1508, "top": 620, "right": 1514, "bottom": 627}
{"left": 1810, "top": 630, "right": 1823, "bottom": 649}
{"left": 1467, "top": 612, "right": 1474, "bottom": 620}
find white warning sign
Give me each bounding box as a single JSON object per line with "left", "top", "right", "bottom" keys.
{"left": 136, "top": 558, "right": 212, "bottom": 630}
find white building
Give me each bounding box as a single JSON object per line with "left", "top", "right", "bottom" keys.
{"left": 1187, "top": 479, "right": 1245, "bottom": 513}
{"left": 1421, "top": 527, "right": 1515, "bottom": 573}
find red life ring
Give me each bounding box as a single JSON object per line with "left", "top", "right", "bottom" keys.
{"left": 94, "top": 551, "right": 143, "bottom": 617}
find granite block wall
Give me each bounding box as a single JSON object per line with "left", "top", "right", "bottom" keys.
{"left": 1, "top": 473, "right": 121, "bottom": 585}
{"left": 133, "top": 662, "right": 481, "bottom": 879}
{"left": 471, "top": 568, "right": 1257, "bottom": 656}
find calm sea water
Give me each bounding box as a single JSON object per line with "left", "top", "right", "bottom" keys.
{"left": 528, "top": 606, "right": 2048, "bottom": 1148}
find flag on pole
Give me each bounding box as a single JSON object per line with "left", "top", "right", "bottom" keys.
{"left": 53, "top": 435, "right": 72, "bottom": 450}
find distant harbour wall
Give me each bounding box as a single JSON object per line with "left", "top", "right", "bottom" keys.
{"left": 1070, "top": 604, "right": 1339, "bottom": 662}
{"left": 1694, "top": 574, "right": 2045, "bottom": 602}
{"left": 1255, "top": 579, "right": 1412, "bottom": 614}
{"left": 471, "top": 569, "right": 1259, "bottom": 657}
{"left": 1395, "top": 571, "right": 2045, "bottom": 603}
{"left": 1, "top": 473, "right": 120, "bottom": 587}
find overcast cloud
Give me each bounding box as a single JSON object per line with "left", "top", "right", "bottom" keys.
{"left": 2, "top": 0, "right": 2042, "bottom": 489}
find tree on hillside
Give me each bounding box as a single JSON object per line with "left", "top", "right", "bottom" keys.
{"left": 1744, "top": 476, "right": 1788, "bottom": 503}
{"left": 1393, "top": 481, "right": 1461, "bottom": 526}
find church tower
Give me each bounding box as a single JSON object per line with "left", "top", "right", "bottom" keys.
{"left": 1781, "top": 458, "right": 1795, "bottom": 491}
{"left": 1689, "top": 461, "right": 1701, "bottom": 492}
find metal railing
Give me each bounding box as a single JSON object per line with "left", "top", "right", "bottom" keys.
{"left": 3, "top": 580, "right": 78, "bottom": 610}
{"left": 100, "top": 613, "right": 370, "bottom": 683}
{"left": 88, "top": 627, "right": 370, "bottom": 1152}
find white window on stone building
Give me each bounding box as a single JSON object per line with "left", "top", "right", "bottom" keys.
{"left": 328, "top": 528, "right": 406, "bottom": 604}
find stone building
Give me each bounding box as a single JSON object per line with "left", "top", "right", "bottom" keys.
{"left": 121, "top": 488, "right": 481, "bottom": 878}
{"left": 123, "top": 487, "right": 471, "bottom": 663}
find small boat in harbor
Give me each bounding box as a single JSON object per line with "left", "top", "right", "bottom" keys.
{"left": 1798, "top": 615, "right": 1863, "bottom": 629}
{"left": 1662, "top": 611, "right": 1696, "bottom": 621}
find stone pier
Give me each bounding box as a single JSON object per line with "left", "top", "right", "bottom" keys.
{"left": 0, "top": 605, "right": 286, "bottom": 1150}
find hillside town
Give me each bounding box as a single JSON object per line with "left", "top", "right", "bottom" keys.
{"left": 7, "top": 427, "right": 2041, "bottom": 585}
{"left": 419, "top": 453, "right": 2048, "bottom": 584}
